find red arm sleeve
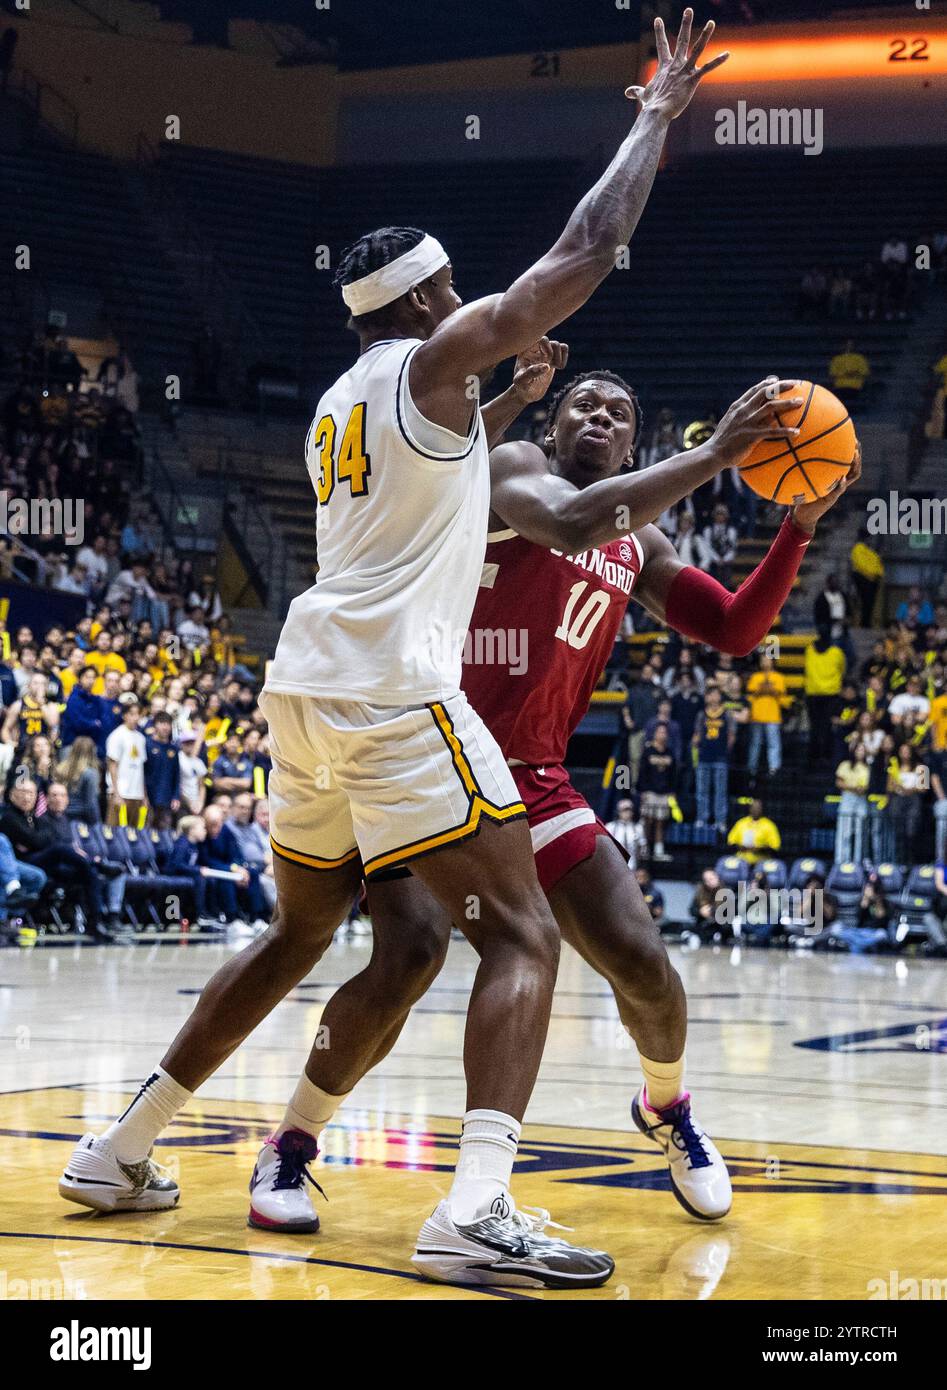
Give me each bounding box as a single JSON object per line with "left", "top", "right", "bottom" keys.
{"left": 664, "top": 514, "right": 812, "bottom": 657}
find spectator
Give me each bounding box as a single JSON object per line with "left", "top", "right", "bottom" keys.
{"left": 827, "top": 265, "right": 852, "bottom": 319}
{"left": 634, "top": 866, "right": 664, "bottom": 924}
{"left": 804, "top": 629, "right": 846, "bottom": 762}
{"left": 60, "top": 666, "right": 108, "bottom": 755}
{"left": 835, "top": 742, "right": 870, "bottom": 863}
{"left": 177, "top": 604, "right": 210, "bottom": 652}
{"left": 726, "top": 799, "right": 781, "bottom": 865}
{"left": 0, "top": 779, "right": 106, "bottom": 938}
{"left": 144, "top": 711, "right": 180, "bottom": 829}
{"left": 56, "top": 736, "right": 103, "bottom": 824}
{"left": 44, "top": 781, "right": 125, "bottom": 932}
{"left": 688, "top": 868, "right": 722, "bottom": 944}
{"left": 0, "top": 830, "right": 46, "bottom": 933}
{"left": 837, "top": 873, "right": 892, "bottom": 954}
{"left": 693, "top": 687, "right": 733, "bottom": 833}
{"left": 887, "top": 744, "right": 928, "bottom": 864}
{"left": 672, "top": 511, "right": 710, "bottom": 569}
{"left": 849, "top": 529, "right": 885, "bottom": 626}
{"left": 879, "top": 234, "right": 909, "bottom": 319}
{"left": 636, "top": 724, "right": 677, "bottom": 863}
{"left": 814, "top": 573, "right": 851, "bottom": 654}
{"left": 643, "top": 407, "right": 682, "bottom": 468}
{"left": 5, "top": 733, "right": 55, "bottom": 810}
{"left": 167, "top": 814, "right": 214, "bottom": 929}
{"left": 663, "top": 647, "right": 706, "bottom": 696}
{"left": 896, "top": 586, "right": 935, "bottom": 628}
{"left": 105, "top": 700, "right": 148, "bottom": 827}
{"left": 643, "top": 697, "right": 682, "bottom": 764}
{"left": 86, "top": 629, "right": 127, "bottom": 692}
{"left": 199, "top": 803, "right": 265, "bottom": 926}
{"left": 229, "top": 792, "right": 276, "bottom": 914}
{"left": 604, "top": 799, "right": 648, "bottom": 870}
{"left": 745, "top": 654, "right": 787, "bottom": 779}
{"left": 212, "top": 732, "right": 254, "bottom": 796}
{"left": 702, "top": 504, "right": 737, "bottom": 586}
{"left": 177, "top": 731, "right": 208, "bottom": 814}
{"left": 1, "top": 671, "right": 60, "bottom": 749}
{"left": 828, "top": 339, "right": 870, "bottom": 406}
{"left": 623, "top": 665, "right": 660, "bottom": 787}
{"left": 669, "top": 669, "right": 703, "bottom": 744}
{"left": 888, "top": 674, "right": 930, "bottom": 739}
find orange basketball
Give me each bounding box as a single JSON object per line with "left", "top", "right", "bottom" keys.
{"left": 738, "top": 381, "right": 855, "bottom": 504}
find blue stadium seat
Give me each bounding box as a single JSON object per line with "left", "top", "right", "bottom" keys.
{"left": 788, "top": 857, "right": 827, "bottom": 891}
{"left": 756, "top": 858, "right": 787, "bottom": 891}
{"left": 715, "top": 856, "right": 751, "bottom": 889}
{"left": 870, "top": 863, "right": 904, "bottom": 897}
{"left": 826, "top": 861, "right": 867, "bottom": 929}
{"left": 895, "top": 866, "right": 938, "bottom": 942}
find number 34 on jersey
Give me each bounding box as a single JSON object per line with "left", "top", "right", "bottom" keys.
{"left": 308, "top": 402, "right": 372, "bottom": 505}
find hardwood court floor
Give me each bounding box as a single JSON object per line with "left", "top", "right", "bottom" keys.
{"left": 1, "top": 935, "right": 946, "bottom": 1300}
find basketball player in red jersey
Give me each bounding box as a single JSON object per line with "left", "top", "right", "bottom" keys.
{"left": 236, "top": 352, "right": 860, "bottom": 1248}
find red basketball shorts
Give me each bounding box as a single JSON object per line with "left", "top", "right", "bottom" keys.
{"left": 510, "top": 763, "right": 622, "bottom": 893}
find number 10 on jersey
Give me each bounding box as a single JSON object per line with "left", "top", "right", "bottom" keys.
{"left": 554, "top": 581, "right": 611, "bottom": 650}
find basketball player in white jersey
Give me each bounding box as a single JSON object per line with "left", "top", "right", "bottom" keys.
{"left": 61, "top": 12, "right": 729, "bottom": 1288}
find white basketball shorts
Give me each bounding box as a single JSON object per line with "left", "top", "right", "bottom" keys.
{"left": 258, "top": 690, "right": 526, "bottom": 880}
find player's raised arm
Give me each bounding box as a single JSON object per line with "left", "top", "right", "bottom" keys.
{"left": 411, "top": 10, "right": 728, "bottom": 419}
{"left": 488, "top": 378, "right": 804, "bottom": 552}
{"left": 632, "top": 444, "right": 861, "bottom": 657}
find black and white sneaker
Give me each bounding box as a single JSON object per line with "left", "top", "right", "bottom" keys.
{"left": 412, "top": 1199, "right": 614, "bottom": 1289}
{"left": 59, "top": 1133, "right": 180, "bottom": 1213}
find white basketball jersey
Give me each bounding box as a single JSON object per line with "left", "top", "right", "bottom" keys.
{"left": 265, "top": 338, "right": 490, "bottom": 705}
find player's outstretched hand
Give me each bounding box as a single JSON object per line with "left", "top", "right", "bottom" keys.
{"left": 792, "top": 439, "right": 862, "bottom": 534}
{"left": 625, "top": 9, "right": 730, "bottom": 121}
{"left": 707, "top": 377, "right": 805, "bottom": 466}
{"left": 511, "top": 338, "right": 569, "bottom": 404}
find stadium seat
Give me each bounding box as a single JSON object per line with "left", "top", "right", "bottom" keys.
{"left": 894, "top": 865, "right": 939, "bottom": 944}
{"left": 715, "top": 855, "right": 752, "bottom": 889}
{"left": 826, "top": 862, "right": 867, "bottom": 930}
{"left": 871, "top": 863, "right": 905, "bottom": 897}
{"left": 788, "top": 857, "right": 828, "bottom": 891}
{"left": 757, "top": 858, "right": 787, "bottom": 891}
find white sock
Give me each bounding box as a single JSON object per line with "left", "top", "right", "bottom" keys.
{"left": 102, "top": 1067, "right": 192, "bottom": 1162}
{"left": 275, "top": 1073, "right": 349, "bottom": 1142}
{"left": 448, "top": 1109, "right": 521, "bottom": 1225}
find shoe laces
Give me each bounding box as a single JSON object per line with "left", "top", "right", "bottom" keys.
{"left": 662, "top": 1102, "right": 712, "bottom": 1171}
{"left": 508, "top": 1206, "right": 572, "bottom": 1238}
{"left": 271, "top": 1138, "right": 326, "bottom": 1200}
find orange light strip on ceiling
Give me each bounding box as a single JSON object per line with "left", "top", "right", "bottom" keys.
{"left": 642, "top": 33, "right": 947, "bottom": 83}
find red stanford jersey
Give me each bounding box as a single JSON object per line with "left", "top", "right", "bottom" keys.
{"left": 461, "top": 526, "right": 644, "bottom": 766}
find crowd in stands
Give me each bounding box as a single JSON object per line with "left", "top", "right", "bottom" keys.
{"left": 602, "top": 560, "right": 947, "bottom": 955}
{"left": 796, "top": 231, "right": 946, "bottom": 326}
{"left": 0, "top": 368, "right": 276, "bottom": 943}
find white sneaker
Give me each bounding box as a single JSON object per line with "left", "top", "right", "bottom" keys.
{"left": 59, "top": 1132, "right": 179, "bottom": 1213}
{"left": 412, "top": 1199, "right": 614, "bottom": 1289}
{"left": 631, "top": 1088, "right": 732, "bottom": 1221}
{"left": 248, "top": 1130, "right": 323, "bottom": 1233}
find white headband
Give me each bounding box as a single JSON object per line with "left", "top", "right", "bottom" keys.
{"left": 341, "top": 234, "right": 449, "bottom": 316}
